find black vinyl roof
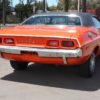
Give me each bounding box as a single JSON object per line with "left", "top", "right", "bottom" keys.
{"left": 34, "top": 12, "right": 95, "bottom": 27}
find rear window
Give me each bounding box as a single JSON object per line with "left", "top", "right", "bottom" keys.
{"left": 22, "top": 16, "right": 81, "bottom": 26}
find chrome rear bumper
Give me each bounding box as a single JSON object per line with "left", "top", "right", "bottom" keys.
{"left": 0, "top": 45, "right": 82, "bottom": 57}
{"left": 0, "top": 45, "right": 82, "bottom": 64}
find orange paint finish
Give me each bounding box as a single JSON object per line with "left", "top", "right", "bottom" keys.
{"left": 0, "top": 36, "right": 79, "bottom": 49}
{"left": 67, "top": 56, "right": 90, "bottom": 65}
{"left": 1, "top": 52, "right": 90, "bottom": 66}
{"left": 1, "top": 53, "right": 64, "bottom": 64}
{"left": 0, "top": 25, "right": 100, "bottom": 65}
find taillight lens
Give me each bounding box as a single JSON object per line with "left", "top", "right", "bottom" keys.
{"left": 4, "top": 38, "right": 14, "bottom": 44}
{"left": 47, "top": 40, "right": 59, "bottom": 47}
{"left": 0, "top": 38, "right": 2, "bottom": 43}
{"left": 61, "top": 41, "right": 74, "bottom": 47}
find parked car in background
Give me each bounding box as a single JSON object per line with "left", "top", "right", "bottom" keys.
{"left": 0, "top": 12, "right": 100, "bottom": 77}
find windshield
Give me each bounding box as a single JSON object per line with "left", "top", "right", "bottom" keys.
{"left": 22, "top": 16, "right": 81, "bottom": 26}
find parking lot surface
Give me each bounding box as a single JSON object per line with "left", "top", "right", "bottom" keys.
{"left": 0, "top": 58, "right": 100, "bottom": 100}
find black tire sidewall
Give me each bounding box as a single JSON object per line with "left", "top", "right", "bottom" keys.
{"left": 10, "top": 61, "right": 28, "bottom": 70}
{"left": 80, "top": 53, "right": 96, "bottom": 78}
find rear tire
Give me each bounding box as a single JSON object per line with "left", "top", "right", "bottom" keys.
{"left": 10, "top": 61, "right": 28, "bottom": 70}
{"left": 80, "top": 53, "right": 96, "bottom": 78}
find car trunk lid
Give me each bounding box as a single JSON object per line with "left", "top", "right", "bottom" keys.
{"left": 0, "top": 25, "right": 82, "bottom": 49}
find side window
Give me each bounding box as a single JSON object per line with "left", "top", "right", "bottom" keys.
{"left": 92, "top": 17, "right": 100, "bottom": 28}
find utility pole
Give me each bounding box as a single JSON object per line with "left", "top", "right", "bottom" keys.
{"left": 43, "top": 0, "right": 46, "bottom": 12}
{"left": 2, "top": 0, "right": 6, "bottom": 25}
{"left": 34, "top": 0, "right": 37, "bottom": 14}
{"left": 78, "top": 0, "right": 80, "bottom": 12}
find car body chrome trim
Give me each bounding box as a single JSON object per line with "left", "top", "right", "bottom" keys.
{"left": 62, "top": 55, "right": 67, "bottom": 64}
{"left": 0, "top": 45, "right": 82, "bottom": 57}
{"left": 0, "top": 45, "right": 82, "bottom": 64}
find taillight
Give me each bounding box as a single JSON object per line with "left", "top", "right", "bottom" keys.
{"left": 61, "top": 41, "right": 74, "bottom": 47}
{"left": 0, "top": 38, "right": 2, "bottom": 43}
{"left": 47, "top": 40, "right": 59, "bottom": 47}
{"left": 4, "top": 38, "right": 14, "bottom": 44}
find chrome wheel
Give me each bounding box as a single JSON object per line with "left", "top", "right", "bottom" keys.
{"left": 89, "top": 54, "right": 95, "bottom": 74}
{"left": 80, "top": 53, "right": 96, "bottom": 78}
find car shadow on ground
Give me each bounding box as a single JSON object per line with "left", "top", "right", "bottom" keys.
{"left": 1, "top": 58, "right": 100, "bottom": 91}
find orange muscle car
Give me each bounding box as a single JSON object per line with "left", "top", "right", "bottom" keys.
{"left": 0, "top": 12, "right": 100, "bottom": 77}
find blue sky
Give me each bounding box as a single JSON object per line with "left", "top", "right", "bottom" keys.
{"left": 13, "top": 0, "right": 58, "bottom": 7}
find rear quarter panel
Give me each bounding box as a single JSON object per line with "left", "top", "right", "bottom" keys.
{"left": 78, "top": 27, "right": 100, "bottom": 57}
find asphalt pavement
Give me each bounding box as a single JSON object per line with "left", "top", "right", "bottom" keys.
{"left": 0, "top": 58, "right": 100, "bottom": 100}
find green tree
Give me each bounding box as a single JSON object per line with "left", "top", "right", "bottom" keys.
{"left": 27, "top": 0, "right": 35, "bottom": 4}
{"left": 69, "top": 0, "right": 78, "bottom": 10}
{"left": 36, "top": 1, "right": 44, "bottom": 11}
{"left": 87, "top": 0, "right": 100, "bottom": 9}
{"left": 82, "top": 0, "right": 86, "bottom": 12}
{"left": 48, "top": 5, "right": 57, "bottom": 11}
{"left": 0, "top": 0, "right": 11, "bottom": 23}
{"left": 64, "top": 0, "right": 69, "bottom": 12}
{"left": 24, "top": 4, "right": 33, "bottom": 18}
{"left": 15, "top": 4, "right": 25, "bottom": 21}
{"left": 57, "top": 0, "right": 70, "bottom": 11}
{"left": 15, "top": 3, "right": 33, "bottom": 21}
{"left": 57, "top": 0, "right": 64, "bottom": 10}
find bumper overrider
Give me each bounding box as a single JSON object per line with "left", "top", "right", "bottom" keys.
{"left": 0, "top": 45, "right": 82, "bottom": 64}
